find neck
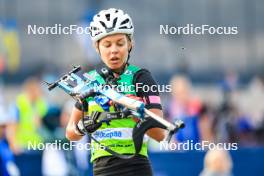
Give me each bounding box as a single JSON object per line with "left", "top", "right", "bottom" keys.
{"left": 112, "top": 63, "right": 128, "bottom": 76}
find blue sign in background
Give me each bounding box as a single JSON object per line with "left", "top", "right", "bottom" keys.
{"left": 15, "top": 148, "right": 264, "bottom": 176}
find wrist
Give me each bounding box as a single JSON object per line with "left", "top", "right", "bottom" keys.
{"left": 74, "top": 122, "right": 85, "bottom": 136}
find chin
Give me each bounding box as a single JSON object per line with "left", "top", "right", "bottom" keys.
{"left": 108, "top": 63, "right": 123, "bottom": 70}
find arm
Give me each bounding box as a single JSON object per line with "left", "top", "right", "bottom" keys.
{"left": 6, "top": 123, "right": 22, "bottom": 154}
{"left": 65, "top": 107, "right": 84, "bottom": 141}
{"left": 133, "top": 69, "right": 166, "bottom": 142}
{"left": 6, "top": 106, "right": 22, "bottom": 154}
{"left": 146, "top": 108, "right": 165, "bottom": 142}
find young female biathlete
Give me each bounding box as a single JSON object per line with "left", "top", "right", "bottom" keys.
{"left": 66, "top": 8, "right": 165, "bottom": 176}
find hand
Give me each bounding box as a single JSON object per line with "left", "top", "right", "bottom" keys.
{"left": 126, "top": 94, "right": 144, "bottom": 122}
{"left": 76, "top": 113, "right": 102, "bottom": 135}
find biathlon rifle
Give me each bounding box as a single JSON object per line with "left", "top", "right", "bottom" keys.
{"left": 45, "top": 66, "right": 185, "bottom": 158}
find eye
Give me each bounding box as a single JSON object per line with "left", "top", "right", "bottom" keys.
{"left": 102, "top": 42, "right": 111, "bottom": 48}
{"left": 117, "top": 41, "right": 125, "bottom": 46}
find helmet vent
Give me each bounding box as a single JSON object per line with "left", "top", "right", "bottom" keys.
{"left": 105, "top": 14, "right": 110, "bottom": 21}
{"left": 119, "top": 26, "right": 129, "bottom": 29}
{"left": 112, "top": 17, "right": 117, "bottom": 28}
{"left": 120, "top": 18, "right": 129, "bottom": 25}
{"left": 99, "top": 21, "right": 107, "bottom": 29}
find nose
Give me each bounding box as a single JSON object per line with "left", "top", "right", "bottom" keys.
{"left": 110, "top": 44, "right": 118, "bottom": 54}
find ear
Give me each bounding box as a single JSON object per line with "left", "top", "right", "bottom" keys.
{"left": 128, "top": 40, "right": 133, "bottom": 51}
{"left": 94, "top": 42, "right": 100, "bottom": 53}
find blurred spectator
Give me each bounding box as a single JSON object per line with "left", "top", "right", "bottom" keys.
{"left": 200, "top": 149, "right": 233, "bottom": 176}
{"left": 0, "top": 22, "right": 7, "bottom": 74}
{"left": 0, "top": 88, "right": 20, "bottom": 176}
{"left": 168, "top": 75, "right": 214, "bottom": 143}
{"left": 234, "top": 75, "right": 264, "bottom": 145}
{"left": 245, "top": 76, "right": 264, "bottom": 127}
{"left": 40, "top": 105, "right": 70, "bottom": 175}
{"left": 0, "top": 56, "right": 5, "bottom": 74}
{"left": 0, "top": 20, "right": 21, "bottom": 73}
{"left": 61, "top": 100, "right": 89, "bottom": 176}
{"left": 7, "top": 77, "right": 48, "bottom": 154}
{"left": 41, "top": 105, "right": 63, "bottom": 141}
{"left": 214, "top": 71, "right": 260, "bottom": 145}
{"left": 213, "top": 100, "right": 239, "bottom": 144}
{"left": 199, "top": 105, "right": 215, "bottom": 142}
{"left": 41, "top": 100, "right": 89, "bottom": 176}
{"left": 213, "top": 71, "right": 241, "bottom": 144}
{"left": 220, "top": 70, "right": 239, "bottom": 99}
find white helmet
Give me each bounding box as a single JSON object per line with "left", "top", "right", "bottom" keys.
{"left": 89, "top": 8, "right": 134, "bottom": 42}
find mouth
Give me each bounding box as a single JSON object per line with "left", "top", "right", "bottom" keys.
{"left": 110, "top": 57, "right": 120, "bottom": 64}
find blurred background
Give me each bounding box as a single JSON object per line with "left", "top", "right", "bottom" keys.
{"left": 0, "top": 0, "right": 264, "bottom": 175}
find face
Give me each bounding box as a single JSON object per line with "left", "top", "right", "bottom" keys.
{"left": 171, "top": 76, "right": 190, "bottom": 102}
{"left": 97, "top": 33, "right": 132, "bottom": 72}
